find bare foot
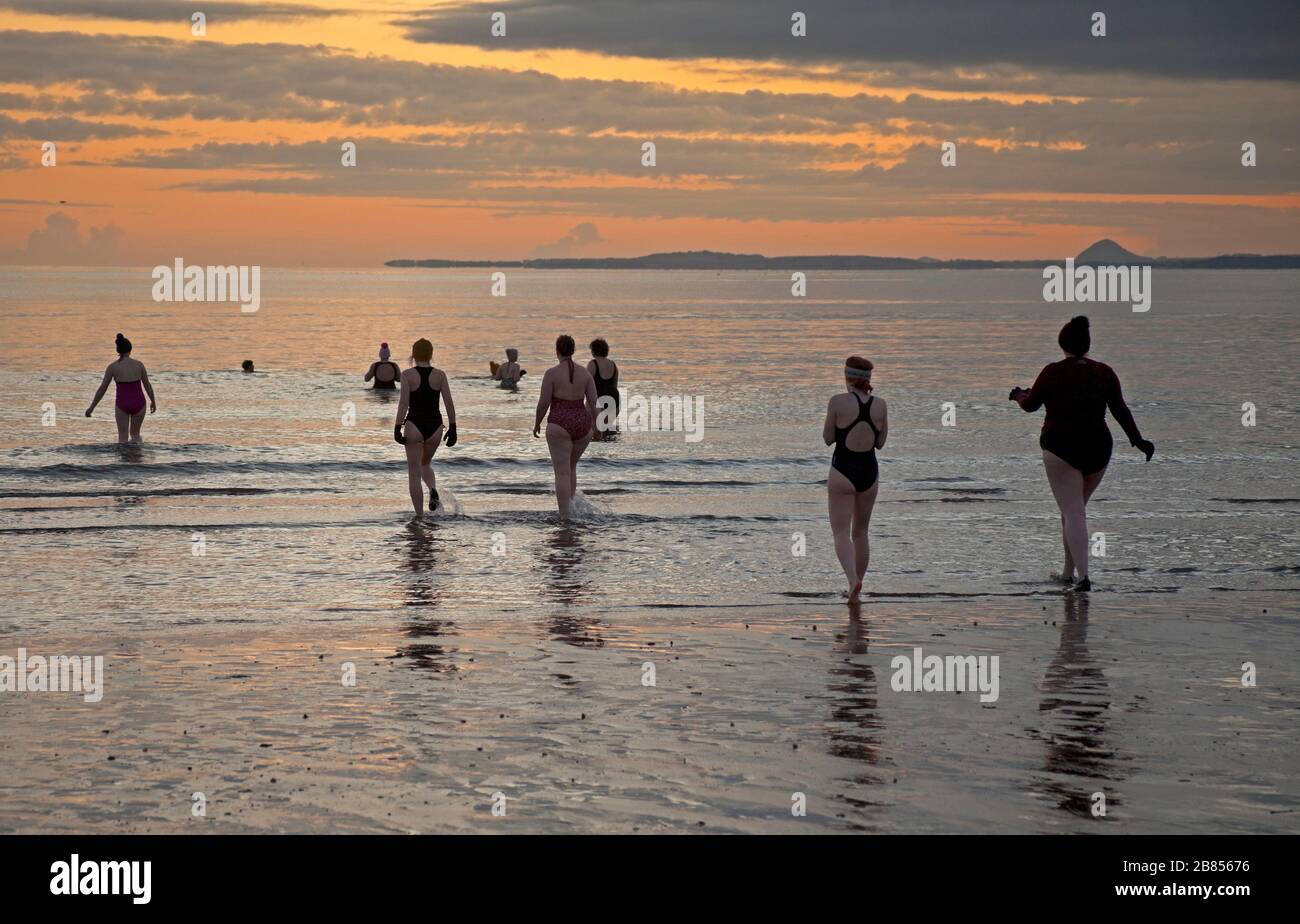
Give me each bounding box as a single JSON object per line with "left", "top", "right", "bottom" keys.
{"left": 847, "top": 580, "right": 862, "bottom": 603}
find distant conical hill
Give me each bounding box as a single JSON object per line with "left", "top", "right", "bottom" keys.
{"left": 1075, "top": 239, "right": 1150, "bottom": 264}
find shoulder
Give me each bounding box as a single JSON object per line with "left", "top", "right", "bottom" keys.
{"left": 869, "top": 394, "right": 887, "bottom": 411}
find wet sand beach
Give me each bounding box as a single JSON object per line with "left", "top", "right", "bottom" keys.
{"left": 2, "top": 591, "right": 1295, "bottom": 834}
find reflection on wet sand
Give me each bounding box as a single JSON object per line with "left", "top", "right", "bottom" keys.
{"left": 1033, "top": 593, "right": 1126, "bottom": 818}
{"left": 539, "top": 526, "right": 604, "bottom": 648}
{"left": 391, "top": 520, "right": 459, "bottom": 672}
{"left": 824, "top": 604, "right": 888, "bottom": 828}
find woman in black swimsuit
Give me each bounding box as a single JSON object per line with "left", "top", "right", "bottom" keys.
{"left": 822, "top": 355, "right": 888, "bottom": 603}
{"left": 587, "top": 338, "right": 619, "bottom": 438}
{"left": 393, "top": 338, "right": 457, "bottom": 515}
{"left": 365, "top": 342, "right": 401, "bottom": 389}
{"left": 1010, "top": 316, "right": 1154, "bottom": 592}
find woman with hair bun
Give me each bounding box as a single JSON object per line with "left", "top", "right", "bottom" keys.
{"left": 85, "top": 333, "right": 156, "bottom": 444}
{"left": 1010, "top": 315, "right": 1155, "bottom": 592}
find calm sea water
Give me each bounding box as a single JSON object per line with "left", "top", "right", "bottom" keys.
{"left": 0, "top": 267, "right": 1296, "bottom": 628}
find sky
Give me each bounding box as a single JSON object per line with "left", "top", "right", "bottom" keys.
{"left": 0, "top": 0, "right": 1297, "bottom": 266}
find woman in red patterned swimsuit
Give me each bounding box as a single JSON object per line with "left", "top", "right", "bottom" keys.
{"left": 533, "top": 334, "right": 598, "bottom": 518}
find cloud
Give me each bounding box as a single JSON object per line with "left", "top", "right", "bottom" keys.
{"left": 19, "top": 211, "right": 125, "bottom": 264}
{"left": 397, "top": 0, "right": 1300, "bottom": 82}
{"left": 0, "top": 0, "right": 348, "bottom": 22}
{"left": 531, "top": 222, "right": 606, "bottom": 257}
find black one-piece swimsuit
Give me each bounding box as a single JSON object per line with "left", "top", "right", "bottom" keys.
{"left": 404, "top": 366, "right": 443, "bottom": 440}
{"left": 831, "top": 394, "right": 880, "bottom": 492}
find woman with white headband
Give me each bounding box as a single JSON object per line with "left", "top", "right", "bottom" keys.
{"left": 821, "top": 355, "right": 888, "bottom": 602}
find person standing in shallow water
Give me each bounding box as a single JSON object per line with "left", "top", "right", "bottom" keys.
{"left": 534, "top": 334, "right": 598, "bottom": 517}
{"left": 587, "top": 338, "right": 618, "bottom": 438}
{"left": 85, "top": 333, "right": 156, "bottom": 444}
{"left": 1010, "top": 315, "right": 1154, "bottom": 593}
{"left": 823, "top": 356, "right": 887, "bottom": 603}
{"left": 393, "top": 338, "right": 457, "bottom": 516}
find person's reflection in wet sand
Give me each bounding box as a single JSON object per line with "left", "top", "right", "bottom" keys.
{"left": 825, "top": 602, "right": 887, "bottom": 828}
{"left": 539, "top": 525, "right": 604, "bottom": 649}
{"left": 392, "top": 519, "right": 458, "bottom": 672}
{"left": 1033, "top": 592, "right": 1125, "bottom": 818}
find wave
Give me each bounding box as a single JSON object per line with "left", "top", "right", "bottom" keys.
{"left": 1211, "top": 497, "right": 1300, "bottom": 505}
{"left": 0, "top": 453, "right": 820, "bottom": 481}
{"left": 0, "top": 485, "right": 334, "bottom": 499}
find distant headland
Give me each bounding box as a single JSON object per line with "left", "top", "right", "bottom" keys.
{"left": 386, "top": 239, "right": 1300, "bottom": 270}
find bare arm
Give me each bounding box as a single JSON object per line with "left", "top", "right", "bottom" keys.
{"left": 140, "top": 364, "right": 156, "bottom": 411}
{"left": 86, "top": 366, "right": 113, "bottom": 415}
{"left": 584, "top": 371, "right": 599, "bottom": 419}
{"left": 440, "top": 371, "right": 456, "bottom": 426}
{"left": 873, "top": 397, "right": 888, "bottom": 449}
{"left": 394, "top": 372, "right": 410, "bottom": 428}
{"left": 822, "top": 398, "right": 838, "bottom": 446}
{"left": 364, "top": 362, "right": 377, "bottom": 382}
{"left": 533, "top": 371, "right": 553, "bottom": 436}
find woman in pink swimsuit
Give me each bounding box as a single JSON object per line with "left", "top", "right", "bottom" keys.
{"left": 86, "top": 333, "right": 156, "bottom": 444}
{"left": 533, "top": 334, "right": 598, "bottom": 517}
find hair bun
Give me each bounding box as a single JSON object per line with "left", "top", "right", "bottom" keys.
{"left": 1070, "top": 315, "right": 1090, "bottom": 328}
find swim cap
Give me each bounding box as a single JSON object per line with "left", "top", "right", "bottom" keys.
{"left": 506, "top": 347, "right": 518, "bottom": 362}
{"left": 379, "top": 342, "right": 390, "bottom": 361}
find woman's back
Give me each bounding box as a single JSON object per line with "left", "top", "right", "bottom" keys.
{"left": 831, "top": 391, "right": 884, "bottom": 453}
{"left": 549, "top": 360, "right": 590, "bottom": 401}
{"left": 111, "top": 357, "right": 144, "bottom": 382}
{"left": 1026, "top": 356, "right": 1138, "bottom": 438}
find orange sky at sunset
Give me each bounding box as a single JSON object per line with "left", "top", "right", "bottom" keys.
{"left": 1, "top": 0, "right": 1296, "bottom": 265}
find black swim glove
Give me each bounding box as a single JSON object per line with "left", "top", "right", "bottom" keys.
{"left": 444, "top": 423, "right": 457, "bottom": 448}
{"left": 394, "top": 423, "right": 407, "bottom": 445}
{"left": 1134, "top": 438, "right": 1155, "bottom": 462}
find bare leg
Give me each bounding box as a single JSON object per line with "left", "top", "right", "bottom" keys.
{"left": 127, "top": 408, "right": 146, "bottom": 443}
{"left": 1059, "top": 516, "right": 1075, "bottom": 581}
{"left": 827, "top": 466, "right": 861, "bottom": 600}
{"left": 1059, "top": 467, "right": 1106, "bottom": 579}
{"left": 570, "top": 431, "right": 591, "bottom": 504}
{"left": 852, "top": 481, "right": 879, "bottom": 581}
{"left": 113, "top": 406, "right": 130, "bottom": 444}
{"left": 546, "top": 424, "right": 575, "bottom": 516}
{"left": 404, "top": 422, "right": 428, "bottom": 515}
{"left": 419, "top": 426, "right": 444, "bottom": 502}
{"left": 1043, "top": 451, "right": 1090, "bottom": 579}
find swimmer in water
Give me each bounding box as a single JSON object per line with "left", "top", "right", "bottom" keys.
{"left": 241, "top": 359, "right": 255, "bottom": 373}
{"left": 1010, "top": 316, "right": 1155, "bottom": 593}
{"left": 393, "top": 338, "right": 456, "bottom": 515}
{"left": 823, "top": 355, "right": 888, "bottom": 603}
{"left": 365, "top": 342, "right": 401, "bottom": 389}
{"left": 587, "top": 337, "right": 619, "bottom": 439}
{"left": 494, "top": 348, "right": 523, "bottom": 389}
{"left": 533, "top": 334, "right": 598, "bottom": 518}
{"left": 85, "top": 333, "right": 157, "bottom": 444}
